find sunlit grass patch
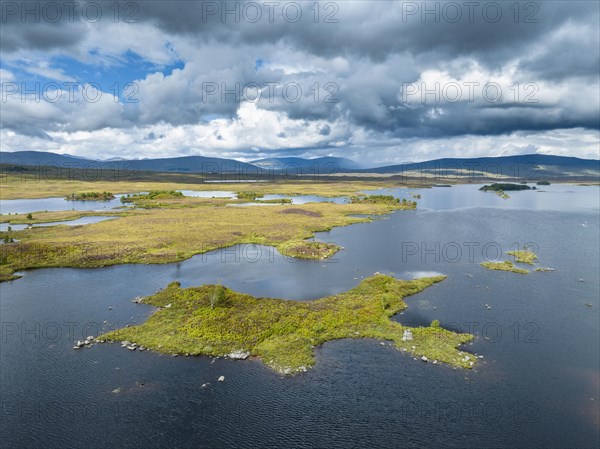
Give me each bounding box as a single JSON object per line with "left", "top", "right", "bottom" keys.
{"left": 99, "top": 274, "right": 476, "bottom": 374}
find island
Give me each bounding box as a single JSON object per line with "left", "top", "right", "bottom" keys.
{"left": 507, "top": 249, "right": 538, "bottom": 264}
{"left": 98, "top": 274, "right": 476, "bottom": 374}
{"left": 480, "top": 260, "right": 529, "bottom": 274}
{"left": 120, "top": 190, "right": 184, "bottom": 204}
{"left": 480, "top": 248, "right": 552, "bottom": 274}
{"left": 479, "top": 183, "right": 531, "bottom": 199}
{"left": 351, "top": 194, "right": 417, "bottom": 208}
{"left": 65, "top": 192, "right": 115, "bottom": 201}
{"left": 479, "top": 183, "right": 532, "bottom": 192}
{"left": 277, "top": 240, "right": 341, "bottom": 259}
{"left": 236, "top": 191, "right": 264, "bottom": 200}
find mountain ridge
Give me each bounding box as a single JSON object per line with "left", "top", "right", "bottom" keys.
{"left": 1, "top": 150, "right": 598, "bottom": 179}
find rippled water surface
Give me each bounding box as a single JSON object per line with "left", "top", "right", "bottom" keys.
{"left": 1, "top": 184, "right": 598, "bottom": 448}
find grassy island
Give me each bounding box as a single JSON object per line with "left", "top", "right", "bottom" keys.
{"left": 65, "top": 192, "right": 115, "bottom": 201}
{"left": 351, "top": 195, "right": 416, "bottom": 208}
{"left": 480, "top": 183, "right": 532, "bottom": 200}
{"left": 480, "top": 260, "right": 529, "bottom": 274}
{"left": 480, "top": 183, "right": 531, "bottom": 192}
{"left": 120, "top": 190, "right": 184, "bottom": 203}
{"left": 236, "top": 191, "right": 264, "bottom": 200}
{"left": 278, "top": 240, "right": 341, "bottom": 259}
{"left": 99, "top": 274, "right": 476, "bottom": 374}
{"left": 507, "top": 249, "right": 538, "bottom": 265}
{"left": 481, "top": 247, "right": 551, "bottom": 275}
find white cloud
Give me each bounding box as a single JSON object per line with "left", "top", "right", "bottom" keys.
{"left": 0, "top": 69, "right": 15, "bottom": 81}
{"left": 22, "top": 61, "right": 77, "bottom": 82}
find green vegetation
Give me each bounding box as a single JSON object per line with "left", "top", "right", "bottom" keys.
{"left": 508, "top": 249, "right": 538, "bottom": 265}
{"left": 99, "top": 274, "right": 476, "bottom": 374}
{"left": 479, "top": 183, "right": 533, "bottom": 199}
{"left": 278, "top": 240, "right": 340, "bottom": 259}
{"left": 351, "top": 195, "right": 416, "bottom": 208}
{"left": 351, "top": 194, "right": 398, "bottom": 204}
{"left": 120, "top": 190, "right": 184, "bottom": 203}
{"left": 65, "top": 192, "right": 115, "bottom": 201}
{"left": 480, "top": 183, "right": 531, "bottom": 192}
{"left": 236, "top": 191, "right": 264, "bottom": 200}
{"left": 480, "top": 261, "right": 529, "bottom": 274}
{"left": 481, "top": 247, "right": 552, "bottom": 275}
{"left": 537, "top": 180, "right": 551, "bottom": 185}
{"left": 26, "top": 213, "right": 33, "bottom": 220}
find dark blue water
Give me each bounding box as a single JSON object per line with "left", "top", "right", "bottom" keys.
{"left": 1, "top": 185, "right": 598, "bottom": 448}
{"left": 365, "top": 184, "right": 599, "bottom": 212}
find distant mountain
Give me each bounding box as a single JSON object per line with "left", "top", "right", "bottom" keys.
{"left": 1, "top": 151, "right": 598, "bottom": 180}
{"left": 123, "top": 156, "right": 259, "bottom": 173}
{"left": 361, "top": 154, "right": 600, "bottom": 179}
{"left": 252, "top": 156, "right": 363, "bottom": 171}
{"left": 0, "top": 151, "right": 93, "bottom": 166}
{"left": 0, "top": 151, "right": 261, "bottom": 174}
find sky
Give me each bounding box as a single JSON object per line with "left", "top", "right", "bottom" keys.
{"left": 0, "top": 0, "right": 599, "bottom": 165}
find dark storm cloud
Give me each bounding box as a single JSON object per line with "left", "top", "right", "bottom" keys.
{"left": 130, "top": 1, "right": 598, "bottom": 68}
{"left": 0, "top": 1, "right": 88, "bottom": 51}
{"left": 0, "top": 1, "right": 598, "bottom": 143}
{"left": 3, "top": 1, "right": 597, "bottom": 66}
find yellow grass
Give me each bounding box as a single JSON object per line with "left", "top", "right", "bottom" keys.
{"left": 0, "top": 197, "right": 413, "bottom": 281}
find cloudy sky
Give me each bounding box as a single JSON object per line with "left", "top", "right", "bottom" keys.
{"left": 1, "top": 0, "right": 599, "bottom": 165}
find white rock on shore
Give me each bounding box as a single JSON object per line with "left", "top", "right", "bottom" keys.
{"left": 228, "top": 350, "right": 250, "bottom": 360}
{"left": 73, "top": 336, "right": 95, "bottom": 349}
